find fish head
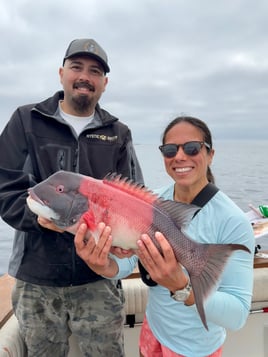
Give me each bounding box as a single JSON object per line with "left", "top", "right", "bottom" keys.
{"left": 27, "top": 171, "right": 88, "bottom": 229}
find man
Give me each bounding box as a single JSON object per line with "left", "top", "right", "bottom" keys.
{"left": 0, "top": 38, "right": 143, "bottom": 357}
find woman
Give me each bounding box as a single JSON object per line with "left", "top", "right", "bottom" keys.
{"left": 75, "top": 116, "right": 254, "bottom": 357}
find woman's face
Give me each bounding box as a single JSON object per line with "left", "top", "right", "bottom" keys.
{"left": 162, "top": 122, "right": 214, "bottom": 190}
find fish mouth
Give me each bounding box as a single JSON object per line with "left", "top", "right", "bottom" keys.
{"left": 27, "top": 187, "right": 88, "bottom": 228}
{"left": 27, "top": 189, "right": 60, "bottom": 222}
{"left": 28, "top": 188, "right": 47, "bottom": 206}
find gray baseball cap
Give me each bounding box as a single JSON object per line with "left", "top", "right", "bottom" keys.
{"left": 63, "top": 38, "right": 110, "bottom": 73}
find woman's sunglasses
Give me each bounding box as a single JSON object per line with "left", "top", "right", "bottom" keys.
{"left": 159, "top": 141, "right": 211, "bottom": 158}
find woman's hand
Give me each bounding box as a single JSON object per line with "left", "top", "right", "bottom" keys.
{"left": 137, "top": 232, "right": 188, "bottom": 292}
{"left": 74, "top": 222, "right": 119, "bottom": 278}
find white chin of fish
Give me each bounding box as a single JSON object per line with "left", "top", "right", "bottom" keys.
{"left": 26, "top": 196, "right": 59, "bottom": 221}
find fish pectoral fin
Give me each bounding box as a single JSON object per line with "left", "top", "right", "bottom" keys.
{"left": 189, "top": 243, "right": 250, "bottom": 331}
{"left": 82, "top": 211, "right": 96, "bottom": 230}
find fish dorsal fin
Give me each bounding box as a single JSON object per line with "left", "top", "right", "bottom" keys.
{"left": 156, "top": 200, "right": 200, "bottom": 228}
{"left": 103, "top": 173, "right": 158, "bottom": 205}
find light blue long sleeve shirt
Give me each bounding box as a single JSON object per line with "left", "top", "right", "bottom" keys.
{"left": 113, "top": 184, "right": 254, "bottom": 357}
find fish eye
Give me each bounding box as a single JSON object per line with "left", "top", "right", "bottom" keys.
{"left": 56, "top": 185, "right": 65, "bottom": 193}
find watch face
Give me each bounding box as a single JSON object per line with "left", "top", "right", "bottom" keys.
{"left": 170, "top": 280, "right": 191, "bottom": 302}
{"left": 172, "top": 289, "right": 190, "bottom": 301}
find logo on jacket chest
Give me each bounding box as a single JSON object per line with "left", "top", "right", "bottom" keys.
{"left": 86, "top": 134, "right": 118, "bottom": 142}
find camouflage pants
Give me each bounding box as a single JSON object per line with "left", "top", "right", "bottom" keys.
{"left": 12, "top": 279, "right": 125, "bottom": 357}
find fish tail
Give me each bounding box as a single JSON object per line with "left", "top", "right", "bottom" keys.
{"left": 189, "top": 243, "right": 250, "bottom": 330}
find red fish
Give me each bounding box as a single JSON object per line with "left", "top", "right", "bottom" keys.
{"left": 27, "top": 170, "right": 250, "bottom": 330}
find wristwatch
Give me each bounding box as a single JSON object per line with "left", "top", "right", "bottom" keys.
{"left": 170, "top": 279, "right": 192, "bottom": 302}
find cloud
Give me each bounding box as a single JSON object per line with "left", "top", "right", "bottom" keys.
{"left": 1, "top": 0, "right": 268, "bottom": 142}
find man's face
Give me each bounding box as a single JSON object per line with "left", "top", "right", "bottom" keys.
{"left": 59, "top": 56, "right": 108, "bottom": 115}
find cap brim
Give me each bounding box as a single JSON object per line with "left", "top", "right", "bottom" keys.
{"left": 63, "top": 52, "right": 110, "bottom": 73}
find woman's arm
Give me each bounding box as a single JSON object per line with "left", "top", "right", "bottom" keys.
{"left": 137, "top": 221, "right": 254, "bottom": 330}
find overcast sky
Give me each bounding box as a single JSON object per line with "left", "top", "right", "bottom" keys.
{"left": 1, "top": 0, "right": 268, "bottom": 143}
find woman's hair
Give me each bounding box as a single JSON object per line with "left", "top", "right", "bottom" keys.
{"left": 161, "top": 116, "right": 215, "bottom": 184}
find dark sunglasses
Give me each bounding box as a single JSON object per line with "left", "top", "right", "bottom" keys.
{"left": 159, "top": 141, "right": 211, "bottom": 158}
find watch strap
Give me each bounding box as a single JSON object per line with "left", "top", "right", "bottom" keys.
{"left": 170, "top": 279, "right": 192, "bottom": 300}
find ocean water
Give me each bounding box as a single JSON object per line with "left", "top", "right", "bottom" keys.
{"left": 0, "top": 140, "right": 267, "bottom": 275}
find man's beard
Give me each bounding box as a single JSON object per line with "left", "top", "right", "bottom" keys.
{"left": 71, "top": 95, "right": 93, "bottom": 115}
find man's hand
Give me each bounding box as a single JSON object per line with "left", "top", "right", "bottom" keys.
{"left": 74, "top": 222, "right": 119, "bottom": 278}
{"left": 37, "top": 216, "right": 64, "bottom": 233}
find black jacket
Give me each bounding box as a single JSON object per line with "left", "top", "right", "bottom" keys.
{"left": 0, "top": 91, "right": 143, "bottom": 286}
